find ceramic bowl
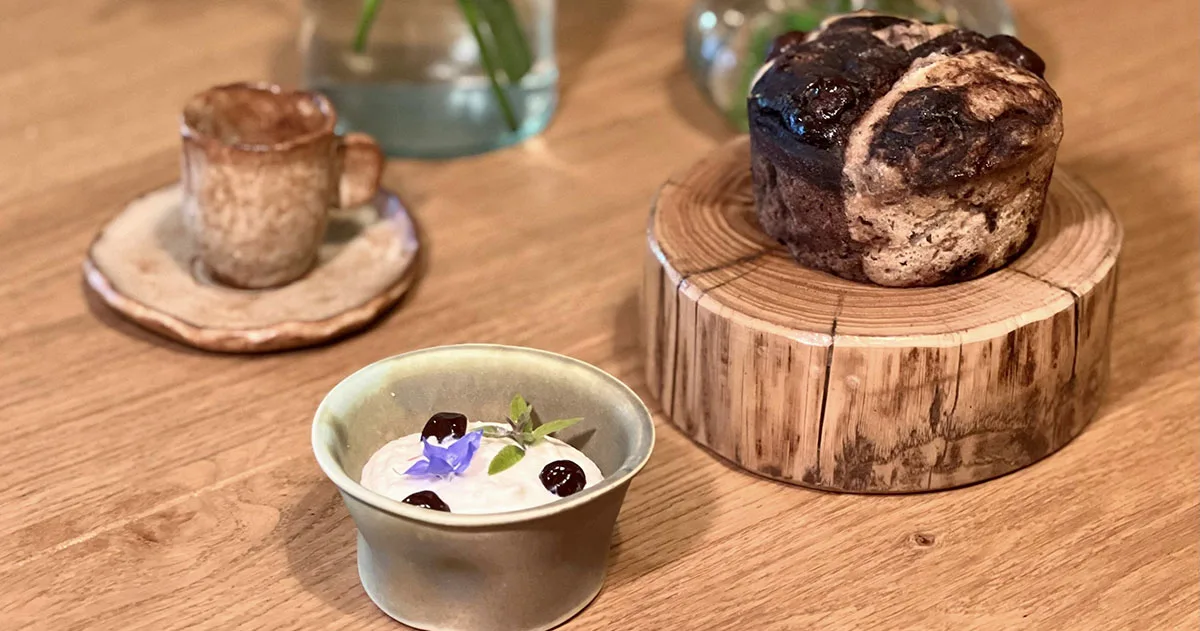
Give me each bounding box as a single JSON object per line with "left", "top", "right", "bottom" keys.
{"left": 312, "top": 344, "right": 655, "bottom": 631}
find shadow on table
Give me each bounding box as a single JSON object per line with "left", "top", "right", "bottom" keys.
{"left": 279, "top": 479, "right": 379, "bottom": 619}
{"left": 600, "top": 293, "right": 718, "bottom": 591}
{"left": 665, "top": 67, "right": 739, "bottom": 143}
{"left": 1060, "top": 152, "right": 1199, "bottom": 414}
{"left": 557, "top": 0, "right": 630, "bottom": 105}
{"left": 80, "top": 278, "right": 212, "bottom": 357}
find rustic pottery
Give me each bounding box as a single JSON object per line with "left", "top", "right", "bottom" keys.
{"left": 181, "top": 82, "right": 384, "bottom": 289}
{"left": 84, "top": 185, "right": 419, "bottom": 353}
{"left": 312, "top": 344, "right": 655, "bottom": 631}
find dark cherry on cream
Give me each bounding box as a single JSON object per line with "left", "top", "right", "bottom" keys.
{"left": 539, "top": 460, "right": 587, "bottom": 497}
{"left": 421, "top": 412, "right": 467, "bottom": 443}
{"left": 402, "top": 490, "right": 451, "bottom": 512}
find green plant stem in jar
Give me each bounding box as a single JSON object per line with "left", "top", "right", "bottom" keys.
{"left": 302, "top": 0, "right": 556, "bottom": 158}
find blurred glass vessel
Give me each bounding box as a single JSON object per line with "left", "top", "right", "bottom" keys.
{"left": 685, "top": 0, "right": 1016, "bottom": 130}
{"left": 301, "top": 0, "right": 557, "bottom": 159}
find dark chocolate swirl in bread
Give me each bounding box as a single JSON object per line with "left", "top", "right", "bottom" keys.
{"left": 749, "top": 13, "right": 1060, "bottom": 287}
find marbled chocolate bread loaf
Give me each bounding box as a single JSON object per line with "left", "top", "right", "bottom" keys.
{"left": 748, "top": 13, "right": 1062, "bottom": 287}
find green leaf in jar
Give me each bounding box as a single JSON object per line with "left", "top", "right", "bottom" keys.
{"left": 474, "top": 0, "right": 534, "bottom": 83}
{"left": 456, "top": 0, "right": 520, "bottom": 132}
{"left": 488, "top": 444, "right": 526, "bottom": 475}
{"left": 532, "top": 418, "right": 583, "bottom": 442}
{"left": 351, "top": 0, "right": 383, "bottom": 54}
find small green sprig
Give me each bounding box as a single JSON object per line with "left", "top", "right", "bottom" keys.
{"left": 483, "top": 394, "right": 583, "bottom": 475}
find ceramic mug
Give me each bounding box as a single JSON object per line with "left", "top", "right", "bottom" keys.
{"left": 180, "top": 82, "right": 384, "bottom": 289}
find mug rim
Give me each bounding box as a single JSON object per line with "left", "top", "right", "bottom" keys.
{"left": 311, "top": 344, "right": 656, "bottom": 528}
{"left": 180, "top": 81, "right": 337, "bottom": 153}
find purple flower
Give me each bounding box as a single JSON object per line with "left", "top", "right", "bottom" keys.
{"left": 403, "top": 430, "right": 482, "bottom": 478}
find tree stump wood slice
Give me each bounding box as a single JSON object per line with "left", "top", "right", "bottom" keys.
{"left": 641, "top": 137, "right": 1122, "bottom": 493}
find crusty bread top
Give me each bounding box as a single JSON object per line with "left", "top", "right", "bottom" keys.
{"left": 748, "top": 13, "right": 1060, "bottom": 195}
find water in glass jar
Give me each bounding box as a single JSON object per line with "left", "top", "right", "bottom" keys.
{"left": 301, "top": 0, "right": 558, "bottom": 159}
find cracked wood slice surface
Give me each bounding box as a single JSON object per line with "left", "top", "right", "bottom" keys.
{"left": 642, "top": 136, "right": 1122, "bottom": 492}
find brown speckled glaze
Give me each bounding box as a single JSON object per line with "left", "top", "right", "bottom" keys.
{"left": 181, "top": 82, "right": 383, "bottom": 289}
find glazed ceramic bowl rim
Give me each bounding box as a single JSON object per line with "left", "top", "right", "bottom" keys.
{"left": 312, "top": 344, "right": 656, "bottom": 527}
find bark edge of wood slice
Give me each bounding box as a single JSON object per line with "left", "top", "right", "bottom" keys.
{"left": 641, "top": 136, "right": 1121, "bottom": 493}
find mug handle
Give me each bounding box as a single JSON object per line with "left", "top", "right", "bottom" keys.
{"left": 338, "top": 132, "right": 384, "bottom": 209}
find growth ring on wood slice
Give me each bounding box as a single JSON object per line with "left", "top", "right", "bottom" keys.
{"left": 641, "top": 137, "right": 1121, "bottom": 493}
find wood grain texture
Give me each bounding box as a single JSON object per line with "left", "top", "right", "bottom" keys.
{"left": 0, "top": 0, "right": 1196, "bottom": 629}
{"left": 645, "top": 138, "right": 1120, "bottom": 492}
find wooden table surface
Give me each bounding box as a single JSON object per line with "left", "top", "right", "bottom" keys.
{"left": 1, "top": 0, "right": 1197, "bottom": 629}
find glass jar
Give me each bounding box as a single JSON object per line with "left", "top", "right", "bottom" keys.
{"left": 301, "top": 0, "right": 557, "bottom": 158}
{"left": 685, "top": 0, "right": 1016, "bottom": 131}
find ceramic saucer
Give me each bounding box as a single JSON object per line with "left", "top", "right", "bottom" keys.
{"left": 84, "top": 184, "right": 420, "bottom": 353}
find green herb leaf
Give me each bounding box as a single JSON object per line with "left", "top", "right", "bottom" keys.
{"left": 532, "top": 418, "right": 583, "bottom": 442}
{"left": 480, "top": 425, "right": 509, "bottom": 438}
{"left": 509, "top": 394, "right": 535, "bottom": 433}
{"left": 509, "top": 394, "right": 529, "bottom": 424}
{"left": 488, "top": 444, "right": 525, "bottom": 475}
{"left": 519, "top": 412, "right": 534, "bottom": 434}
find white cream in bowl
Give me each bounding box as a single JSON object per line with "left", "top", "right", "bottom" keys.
{"left": 361, "top": 422, "right": 603, "bottom": 514}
